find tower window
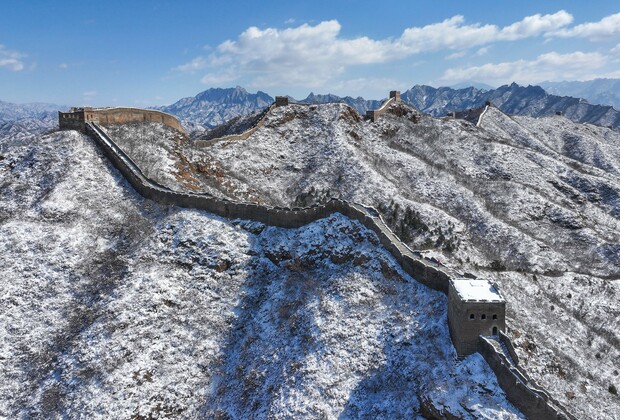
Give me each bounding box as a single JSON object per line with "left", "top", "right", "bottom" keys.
{"left": 469, "top": 313, "right": 475, "bottom": 320}
{"left": 481, "top": 314, "right": 487, "bottom": 320}
{"left": 492, "top": 314, "right": 497, "bottom": 320}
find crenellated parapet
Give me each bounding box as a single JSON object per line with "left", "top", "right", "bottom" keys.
{"left": 59, "top": 107, "right": 185, "bottom": 134}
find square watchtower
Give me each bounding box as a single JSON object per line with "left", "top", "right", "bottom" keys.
{"left": 448, "top": 278, "right": 506, "bottom": 357}
{"left": 275, "top": 96, "right": 289, "bottom": 107}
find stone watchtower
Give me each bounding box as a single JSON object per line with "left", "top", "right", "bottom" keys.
{"left": 448, "top": 278, "right": 506, "bottom": 357}
{"left": 275, "top": 96, "right": 289, "bottom": 107}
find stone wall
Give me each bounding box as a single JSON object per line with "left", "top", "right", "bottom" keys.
{"left": 365, "top": 91, "right": 401, "bottom": 122}
{"left": 59, "top": 108, "right": 185, "bottom": 134}
{"left": 479, "top": 337, "right": 575, "bottom": 420}
{"left": 194, "top": 105, "right": 275, "bottom": 147}
{"left": 88, "top": 108, "right": 185, "bottom": 133}
{"left": 86, "top": 121, "right": 457, "bottom": 294}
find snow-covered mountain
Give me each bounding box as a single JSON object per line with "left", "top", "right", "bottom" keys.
{"left": 106, "top": 101, "right": 620, "bottom": 419}
{"left": 0, "top": 125, "right": 525, "bottom": 418}
{"left": 540, "top": 78, "right": 620, "bottom": 110}
{"left": 156, "top": 86, "right": 273, "bottom": 131}
{"left": 0, "top": 100, "right": 64, "bottom": 121}
{"left": 3, "top": 86, "right": 620, "bottom": 417}
{"left": 402, "top": 83, "right": 620, "bottom": 128}
{"left": 157, "top": 83, "right": 620, "bottom": 133}
{"left": 0, "top": 100, "right": 66, "bottom": 141}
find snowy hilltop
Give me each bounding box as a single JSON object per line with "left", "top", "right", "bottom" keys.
{"left": 105, "top": 100, "right": 620, "bottom": 419}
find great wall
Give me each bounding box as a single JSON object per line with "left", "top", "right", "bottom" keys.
{"left": 59, "top": 107, "right": 185, "bottom": 134}
{"left": 61, "top": 94, "right": 574, "bottom": 419}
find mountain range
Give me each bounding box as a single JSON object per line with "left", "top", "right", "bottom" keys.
{"left": 154, "top": 83, "right": 620, "bottom": 133}
{"left": 540, "top": 78, "right": 620, "bottom": 110}
{"left": 3, "top": 81, "right": 620, "bottom": 136}
{"left": 0, "top": 100, "right": 66, "bottom": 141}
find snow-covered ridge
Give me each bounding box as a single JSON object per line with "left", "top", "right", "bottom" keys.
{"left": 86, "top": 117, "right": 575, "bottom": 419}
{"left": 87, "top": 122, "right": 458, "bottom": 293}
{"left": 65, "top": 97, "right": 620, "bottom": 418}
{"left": 2, "top": 129, "right": 526, "bottom": 418}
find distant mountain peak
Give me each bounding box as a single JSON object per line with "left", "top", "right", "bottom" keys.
{"left": 158, "top": 86, "right": 274, "bottom": 129}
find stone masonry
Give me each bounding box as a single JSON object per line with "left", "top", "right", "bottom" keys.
{"left": 59, "top": 107, "right": 185, "bottom": 134}
{"left": 448, "top": 278, "right": 506, "bottom": 357}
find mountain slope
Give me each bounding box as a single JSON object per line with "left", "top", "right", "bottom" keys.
{"left": 0, "top": 124, "right": 524, "bottom": 417}
{"left": 105, "top": 101, "right": 620, "bottom": 419}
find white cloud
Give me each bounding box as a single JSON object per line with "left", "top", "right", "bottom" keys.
{"left": 175, "top": 12, "right": 574, "bottom": 88}
{"left": 0, "top": 44, "right": 26, "bottom": 71}
{"left": 550, "top": 12, "right": 620, "bottom": 40}
{"left": 399, "top": 11, "right": 571, "bottom": 53}
{"left": 446, "top": 51, "right": 468, "bottom": 60}
{"left": 475, "top": 47, "right": 490, "bottom": 56}
{"left": 175, "top": 56, "right": 209, "bottom": 73}
{"left": 610, "top": 44, "right": 620, "bottom": 56}
{"left": 498, "top": 11, "right": 573, "bottom": 40}
{"left": 439, "top": 51, "right": 608, "bottom": 85}
{"left": 58, "top": 63, "right": 68, "bottom": 70}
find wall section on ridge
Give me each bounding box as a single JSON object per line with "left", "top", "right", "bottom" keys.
{"left": 60, "top": 107, "right": 185, "bottom": 134}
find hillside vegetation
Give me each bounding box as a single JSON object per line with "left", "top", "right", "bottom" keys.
{"left": 0, "top": 130, "right": 522, "bottom": 418}
{"left": 106, "top": 101, "right": 620, "bottom": 418}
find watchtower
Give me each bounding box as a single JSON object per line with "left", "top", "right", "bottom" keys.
{"left": 275, "top": 96, "right": 289, "bottom": 107}
{"left": 389, "top": 90, "right": 401, "bottom": 101}
{"left": 448, "top": 278, "right": 506, "bottom": 357}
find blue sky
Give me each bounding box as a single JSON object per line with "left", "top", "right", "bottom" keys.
{"left": 1, "top": 0, "right": 620, "bottom": 106}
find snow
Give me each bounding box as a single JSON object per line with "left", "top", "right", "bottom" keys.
{"left": 0, "top": 128, "right": 524, "bottom": 418}
{"left": 452, "top": 279, "right": 504, "bottom": 302}
{"left": 102, "top": 101, "right": 620, "bottom": 419}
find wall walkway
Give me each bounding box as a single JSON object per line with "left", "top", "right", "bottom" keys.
{"left": 479, "top": 335, "right": 575, "bottom": 419}
{"left": 194, "top": 104, "right": 275, "bottom": 147}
